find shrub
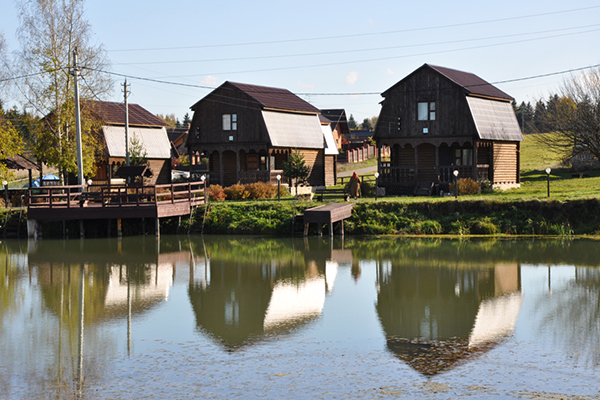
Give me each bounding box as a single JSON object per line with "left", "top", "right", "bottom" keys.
{"left": 224, "top": 183, "right": 251, "bottom": 200}
{"left": 449, "top": 178, "right": 480, "bottom": 195}
{"left": 208, "top": 184, "right": 226, "bottom": 201}
{"left": 479, "top": 179, "right": 493, "bottom": 194}
{"left": 246, "top": 181, "right": 276, "bottom": 199}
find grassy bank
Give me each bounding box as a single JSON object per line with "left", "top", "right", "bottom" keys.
{"left": 186, "top": 197, "right": 600, "bottom": 236}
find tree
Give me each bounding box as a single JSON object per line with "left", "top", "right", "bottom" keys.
{"left": 282, "top": 149, "right": 310, "bottom": 192}
{"left": 535, "top": 68, "right": 600, "bottom": 165}
{"left": 182, "top": 113, "right": 191, "bottom": 128}
{"left": 348, "top": 114, "right": 358, "bottom": 130}
{"left": 157, "top": 113, "right": 177, "bottom": 129}
{"left": 0, "top": 108, "right": 25, "bottom": 180}
{"left": 129, "top": 133, "right": 147, "bottom": 167}
{"left": 14, "top": 0, "right": 112, "bottom": 182}
{"left": 360, "top": 118, "right": 372, "bottom": 131}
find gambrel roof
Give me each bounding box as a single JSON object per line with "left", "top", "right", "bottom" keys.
{"left": 191, "top": 81, "right": 320, "bottom": 114}
{"left": 382, "top": 64, "right": 514, "bottom": 102}
{"left": 85, "top": 100, "right": 168, "bottom": 127}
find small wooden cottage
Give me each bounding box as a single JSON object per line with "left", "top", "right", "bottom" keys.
{"left": 86, "top": 101, "right": 171, "bottom": 185}
{"left": 187, "top": 81, "right": 337, "bottom": 187}
{"left": 374, "top": 64, "right": 523, "bottom": 195}
{"left": 320, "top": 109, "right": 350, "bottom": 150}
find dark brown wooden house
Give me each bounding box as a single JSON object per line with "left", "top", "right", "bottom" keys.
{"left": 187, "top": 81, "right": 337, "bottom": 187}
{"left": 374, "top": 64, "right": 523, "bottom": 195}
{"left": 86, "top": 101, "right": 171, "bottom": 185}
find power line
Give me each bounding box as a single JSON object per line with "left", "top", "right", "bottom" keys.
{"left": 106, "top": 5, "right": 600, "bottom": 53}
{"left": 112, "top": 23, "right": 600, "bottom": 66}
{"left": 84, "top": 63, "right": 600, "bottom": 97}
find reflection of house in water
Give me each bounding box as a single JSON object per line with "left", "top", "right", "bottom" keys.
{"left": 376, "top": 262, "right": 521, "bottom": 376}
{"left": 188, "top": 238, "right": 348, "bottom": 350}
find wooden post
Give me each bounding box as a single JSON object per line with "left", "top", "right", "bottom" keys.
{"left": 79, "top": 220, "right": 84, "bottom": 239}
{"left": 117, "top": 218, "right": 122, "bottom": 237}
{"left": 329, "top": 223, "right": 333, "bottom": 237}
{"left": 304, "top": 223, "right": 309, "bottom": 236}
{"left": 318, "top": 224, "right": 322, "bottom": 236}
{"left": 155, "top": 218, "right": 160, "bottom": 237}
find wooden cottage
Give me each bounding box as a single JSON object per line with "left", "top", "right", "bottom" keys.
{"left": 320, "top": 109, "right": 350, "bottom": 150}
{"left": 187, "top": 81, "right": 337, "bottom": 187}
{"left": 86, "top": 101, "right": 171, "bottom": 185}
{"left": 374, "top": 64, "right": 523, "bottom": 195}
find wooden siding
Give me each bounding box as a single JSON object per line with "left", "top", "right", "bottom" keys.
{"left": 416, "top": 144, "right": 437, "bottom": 182}
{"left": 374, "top": 67, "right": 478, "bottom": 143}
{"left": 492, "top": 142, "right": 519, "bottom": 184}
{"left": 298, "top": 149, "right": 324, "bottom": 187}
{"left": 324, "top": 155, "right": 336, "bottom": 186}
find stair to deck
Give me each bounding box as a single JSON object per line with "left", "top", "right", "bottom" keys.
{"left": 3, "top": 209, "right": 23, "bottom": 239}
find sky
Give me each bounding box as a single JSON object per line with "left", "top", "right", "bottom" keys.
{"left": 1, "top": 0, "right": 600, "bottom": 124}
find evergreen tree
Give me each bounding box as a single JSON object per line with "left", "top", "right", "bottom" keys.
{"left": 282, "top": 149, "right": 310, "bottom": 192}
{"left": 348, "top": 114, "right": 358, "bottom": 130}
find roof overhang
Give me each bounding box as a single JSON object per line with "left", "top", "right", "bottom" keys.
{"left": 262, "top": 111, "right": 325, "bottom": 149}
{"left": 466, "top": 97, "right": 523, "bottom": 142}
{"left": 103, "top": 126, "right": 171, "bottom": 159}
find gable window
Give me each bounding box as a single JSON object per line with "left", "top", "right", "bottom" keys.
{"left": 222, "top": 113, "right": 237, "bottom": 131}
{"left": 417, "top": 102, "right": 436, "bottom": 121}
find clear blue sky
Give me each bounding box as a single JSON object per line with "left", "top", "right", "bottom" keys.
{"left": 2, "top": 0, "right": 600, "bottom": 123}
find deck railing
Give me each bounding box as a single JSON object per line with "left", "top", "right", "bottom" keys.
{"left": 378, "top": 163, "right": 490, "bottom": 183}
{"left": 27, "top": 181, "right": 206, "bottom": 209}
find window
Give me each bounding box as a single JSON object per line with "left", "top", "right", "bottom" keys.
{"left": 417, "top": 102, "right": 436, "bottom": 121}
{"left": 454, "top": 148, "right": 473, "bottom": 166}
{"left": 222, "top": 113, "right": 237, "bottom": 131}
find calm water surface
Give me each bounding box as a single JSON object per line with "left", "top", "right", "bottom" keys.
{"left": 1, "top": 236, "right": 599, "bottom": 399}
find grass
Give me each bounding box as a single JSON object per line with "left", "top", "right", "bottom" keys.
{"left": 337, "top": 157, "right": 377, "bottom": 173}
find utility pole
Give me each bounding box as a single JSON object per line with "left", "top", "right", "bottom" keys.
{"left": 71, "top": 48, "right": 84, "bottom": 189}
{"left": 123, "top": 79, "right": 131, "bottom": 166}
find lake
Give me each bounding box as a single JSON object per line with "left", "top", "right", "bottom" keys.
{"left": 1, "top": 236, "right": 599, "bottom": 399}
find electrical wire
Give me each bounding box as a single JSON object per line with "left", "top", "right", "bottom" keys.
{"left": 106, "top": 5, "right": 600, "bottom": 53}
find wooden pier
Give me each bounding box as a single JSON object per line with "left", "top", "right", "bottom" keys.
{"left": 26, "top": 181, "right": 206, "bottom": 237}
{"left": 303, "top": 203, "right": 354, "bottom": 237}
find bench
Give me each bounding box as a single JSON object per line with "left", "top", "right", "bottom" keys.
{"left": 314, "top": 188, "right": 351, "bottom": 202}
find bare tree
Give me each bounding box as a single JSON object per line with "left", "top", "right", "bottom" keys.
{"left": 537, "top": 67, "right": 600, "bottom": 166}
{"left": 14, "top": 0, "right": 113, "bottom": 181}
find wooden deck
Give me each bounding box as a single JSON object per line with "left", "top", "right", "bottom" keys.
{"left": 303, "top": 203, "right": 354, "bottom": 236}
{"left": 27, "top": 181, "right": 206, "bottom": 222}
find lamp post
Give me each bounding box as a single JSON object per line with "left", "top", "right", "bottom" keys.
{"left": 545, "top": 167, "right": 551, "bottom": 197}
{"left": 2, "top": 180, "right": 8, "bottom": 208}
{"left": 374, "top": 172, "right": 379, "bottom": 201}
{"left": 453, "top": 170, "right": 459, "bottom": 199}
{"left": 276, "top": 174, "right": 281, "bottom": 201}
{"left": 87, "top": 179, "right": 92, "bottom": 192}
{"left": 201, "top": 175, "right": 207, "bottom": 203}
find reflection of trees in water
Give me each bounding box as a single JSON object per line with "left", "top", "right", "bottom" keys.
{"left": 539, "top": 268, "right": 600, "bottom": 366}
{"left": 347, "top": 237, "right": 600, "bottom": 268}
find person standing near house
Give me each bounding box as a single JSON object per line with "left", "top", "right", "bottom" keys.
{"left": 350, "top": 172, "right": 361, "bottom": 200}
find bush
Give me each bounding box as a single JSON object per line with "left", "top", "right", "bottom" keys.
{"left": 449, "top": 178, "right": 480, "bottom": 195}
{"left": 208, "top": 184, "right": 226, "bottom": 201}
{"left": 246, "top": 181, "right": 276, "bottom": 199}
{"left": 224, "top": 183, "right": 251, "bottom": 200}
{"left": 479, "top": 179, "right": 493, "bottom": 194}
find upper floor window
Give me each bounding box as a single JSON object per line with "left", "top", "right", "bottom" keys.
{"left": 222, "top": 113, "right": 237, "bottom": 131}
{"left": 417, "top": 102, "right": 436, "bottom": 121}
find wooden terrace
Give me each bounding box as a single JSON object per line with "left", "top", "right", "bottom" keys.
{"left": 27, "top": 181, "right": 206, "bottom": 222}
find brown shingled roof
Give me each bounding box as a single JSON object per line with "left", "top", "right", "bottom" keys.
{"left": 192, "top": 81, "right": 320, "bottom": 114}
{"left": 426, "top": 64, "right": 513, "bottom": 101}
{"left": 228, "top": 82, "right": 320, "bottom": 113}
{"left": 84, "top": 100, "right": 168, "bottom": 127}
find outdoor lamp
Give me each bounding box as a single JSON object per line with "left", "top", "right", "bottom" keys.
{"left": 200, "top": 175, "right": 205, "bottom": 182}
{"left": 2, "top": 180, "right": 8, "bottom": 208}
{"left": 374, "top": 172, "right": 379, "bottom": 201}
{"left": 453, "top": 170, "right": 459, "bottom": 199}
{"left": 545, "top": 168, "right": 551, "bottom": 197}
{"left": 276, "top": 174, "right": 281, "bottom": 201}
